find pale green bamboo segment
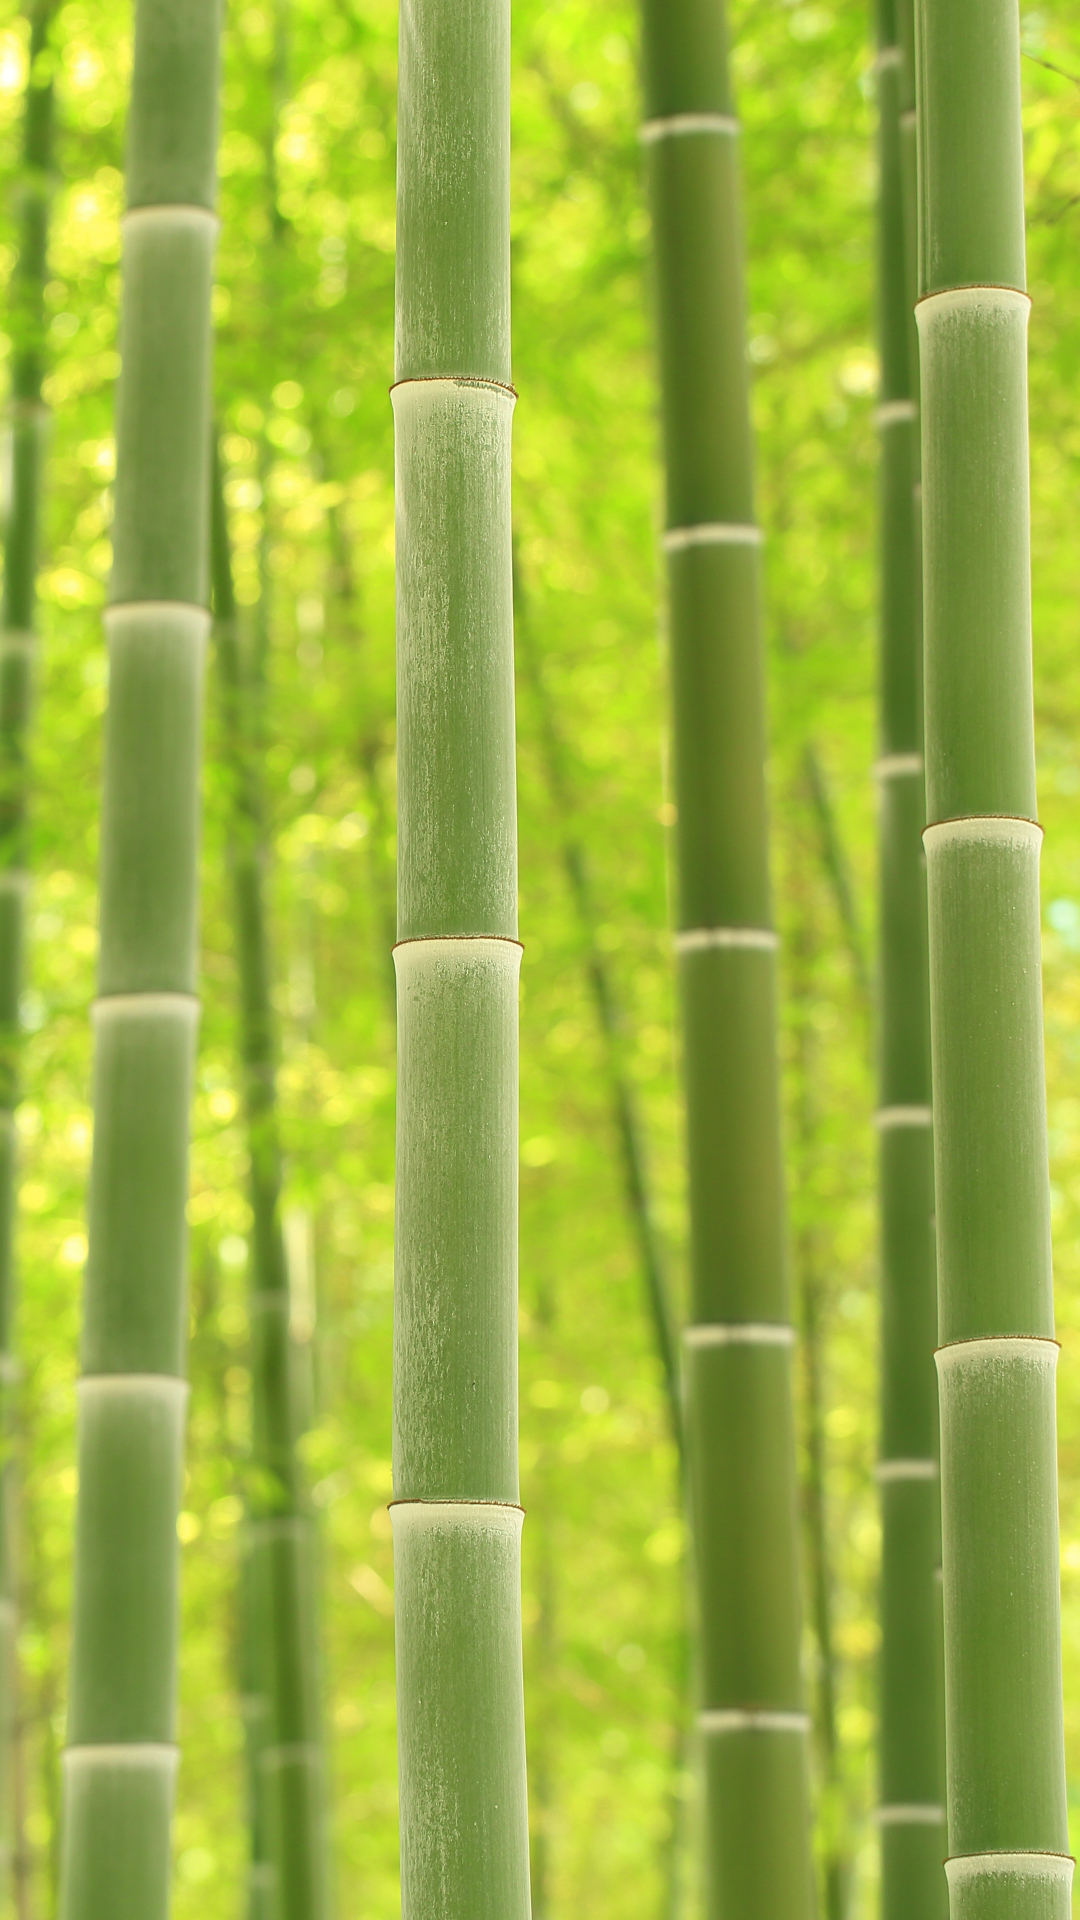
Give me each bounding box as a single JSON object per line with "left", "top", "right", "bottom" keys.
{"left": 916, "top": 0, "right": 1068, "bottom": 1905}
{"left": 393, "top": 0, "right": 529, "bottom": 1904}
{"left": 639, "top": 0, "right": 813, "bottom": 1910}
{"left": 60, "top": 0, "right": 220, "bottom": 1912}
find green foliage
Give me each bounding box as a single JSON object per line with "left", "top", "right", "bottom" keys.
{"left": 0, "top": 0, "right": 1074, "bottom": 1915}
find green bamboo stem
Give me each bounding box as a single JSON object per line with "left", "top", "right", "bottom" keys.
{"left": 210, "top": 447, "right": 326, "bottom": 1920}
{"left": 915, "top": 0, "right": 1070, "bottom": 1916}
{"left": 638, "top": 4, "right": 814, "bottom": 1914}
{"left": 391, "top": 0, "right": 530, "bottom": 1908}
{"left": 0, "top": 0, "right": 55, "bottom": 1884}
{"left": 56, "top": 4, "right": 220, "bottom": 1916}
{"left": 787, "top": 852, "right": 847, "bottom": 1920}
{"left": 513, "top": 557, "right": 682, "bottom": 1459}
{"left": 803, "top": 745, "right": 870, "bottom": 1008}
{"left": 874, "top": 5, "right": 946, "bottom": 1919}
{"left": 314, "top": 438, "right": 397, "bottom": 991}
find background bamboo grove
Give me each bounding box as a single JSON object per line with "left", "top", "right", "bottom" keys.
{"left": 0, "top": 0, "right": 1075, "bottom": 1917}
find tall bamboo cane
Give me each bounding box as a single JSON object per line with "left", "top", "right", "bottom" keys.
{"left": 210, "top": 447, "right": 326, "bottom": 1920}
{"left": 874, "top": 3, "right": 946, "bottom": 1916}
{"left": 56, "top": 3, "right": 220, "bottom": 1916}
{"left": 915, "top": 2, "right": 1071, "bottom": 1917}
{"left": 638, "top": 2, "right": 814, "bottom": 1914}
{"left": 391, "top": 0, "right": 531, "bottom": 1912}
{"left": 0, "top": 0, "right": 55, "bottom": 1877}
{"left": 513, "top": 557, "right": 681, "bottom": 1457}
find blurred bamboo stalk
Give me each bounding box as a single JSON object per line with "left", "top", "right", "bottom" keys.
{"left": 874, "top": 0, "right": 945, "bottom": 1916}
{"left": 638, "top": 0, "right": 814, "bottom": 1911}
{"left": 390, "top": 0, "right": 531, "bottom": 1908}
{"left": 0, "top": 1, "right": 55, "bottom": 1886}
{"left": 916, "top": 0, "right": 1071, "bottom": 1916}
{"left": 58, "top": 0, "right": 220, "bottom": 1914}
{"left": 211, "top": 444, "right": 327, "bottom": 1920}
{"left": 788, "top": 876, "right": 847, "bottom": 1920}
{"left": 513, "top": 554, "right": 682, "bottom": 1460}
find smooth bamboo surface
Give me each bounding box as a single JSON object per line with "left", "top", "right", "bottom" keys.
{"left": 0, "top": 0, "right": 55, "bottom": 1875}
{"left": 58, "top": 3, "right": 220, "bottom": 1917}
{"left": 639, "top": 0, "right": 813, "bottom": 1913}
{"left": 916, "top": 0, "right": 1070, "bottom": 1912}
{"left": 210, "top": 453, "right": 326, "bottom": 1920}
{"left": 874, "top": 0, "right": 945, "bottom": 1914}
{"left": 391, "top": 0, "right": 531, "bottom": 1911}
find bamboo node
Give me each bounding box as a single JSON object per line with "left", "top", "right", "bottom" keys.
{"left": 874, "top": 399, "right": 917, "bottom": 429}
{"left": 915, "top": 284, "right": 1031, "bottom": 325}
{"left": 121, "top": 203, "right": 220, "bottom": 235}
{"left": 389, "top": 374, "right": 517, "bottom": 402}
{"left": 675, "top": 926, "right": 778, "bottom": 954}
{"left": 875, "top": 1804, "right": 944, "bottom": 1825}
{"left": 698, "top": 1708, "right": 809, "bottom": 1734}
{"left": 945, "top": 1854, "right": 1074, "bottom": 1888}
{"left": 875, "top": 1104, "right": 932, "bottom": 1129}
{"left": 873, "top": 46, "right": 903, "bottom": 72}
{"left": 640, "top": 112, "right": 739, "bottom": 143}
{"left": 92, "top": 991, "right": 200, "bottom": 1023}
{"left": 874, "top": 1458, "right": 938, "bottom": 1482}
{"left": 923, "top": 815, "right": 1043, "bottom": 851}
{"left": 663, "top": 521, "right": 763, "bottom": 553}
{"left": 77, "top": 1371, "right": 189, "bottom": 1406}
{"left": 874, "top": 751, "right": 923, "bottom": 779}
{"left": 684, "top": 1322, "right": 794, "bottom": 1348}
{"left": 936, "top": 1334, "right": 1059, "bottom": 1375}
{"left": 63, "top": 1743, "right": 179, "bottom": 1771}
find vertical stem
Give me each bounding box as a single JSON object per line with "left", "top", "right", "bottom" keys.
{"left": 0, "top": 3, "right": 55, "bottom": 1887}
{"left": 637, "top": 4, "right": 814, "bottom": 1916}
{"left": 513, "top": 557, "right": 682, "bottom": 1460}
{"left": 211, "top": 446, "right": 327, "bottom": 1920}
{"left": 391, "top": 0, "right": 531, "bottom": 1907}
{"left": 874, "top": 0, "right": 946, "bottom": 1915}
{"left": 915, "top": 2, "right": 1071, "bottom": 1918}
{"left": 57, "top": 2, "right": 220, "bottom": 1916}
{"left": 788, "top": 856, "right": 846, "bottom": 1920}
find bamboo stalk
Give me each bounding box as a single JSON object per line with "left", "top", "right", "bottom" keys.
{"left": 56, "top": 5, "right": 220, "bottom": 1917}
{"left": 874, "top": 3, "right": 946, "bottom": 1917}
{"left": 391, "top": 0, "right": 531, "bottom": 1911}
{"left": 513, "top": 557, "right": 681, "bottom": 1458}
{"left": 0, "top": 0, "right": 55, "bottom": 1886}
{"left": 210, "top": 445, "right": 327, "bottom": 1920}
{"left": 638, "top": 1, "right": 814, "bottom": 1913}
{"left": 915, "top": 0, "right": 1071, "bottom": 1916}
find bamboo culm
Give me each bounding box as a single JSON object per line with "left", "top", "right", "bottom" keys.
{"left": 210, "top": 447, "right": 326, "bottom": 1920}
{"left": 915, "top": 0, "right": 1071, "bottom": 1915}
{"left": 57, "top": 2, "right": 220, "bottom": 1916}
{"left": 638, "top": 0, "right": 814, "bottom": 1914}
{"left": 874, "top": 1, "right": 946, "bottom": 1917}
{"left": 391, "top": 0, "right": 531, "bottom": 1911}
{"left": 513, "top": 557, "right": 681, "bottom": 1461}
{"left": 0, "top": 0, "right": 55, "bottom": 1880}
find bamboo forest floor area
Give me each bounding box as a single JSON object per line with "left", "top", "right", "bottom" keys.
{"left": 0, "top": 0, "right": 1079, "bottom": 1914}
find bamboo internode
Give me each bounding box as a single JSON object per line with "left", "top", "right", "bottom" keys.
{"left": 210, "top": 451, "right": 327, "bottom": 1920}
{"left": 58, "top": 1, "right": 220, "bottom": 1915}
{"left": 874, "top": 1, "right": 945, "bottom": 1911}
{"left": 916, "top": 0, "right": 1071, "bottom": 1910}
{"left": 391, "top": 0, "right": 531, "bottom": 1910}
{"left": 639, "top": 0, "right": 814, "bottom": 1910}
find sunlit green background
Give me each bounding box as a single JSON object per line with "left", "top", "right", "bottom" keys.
{"left": 0, "top": 0, "right": 1077, "bottom": 1912}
